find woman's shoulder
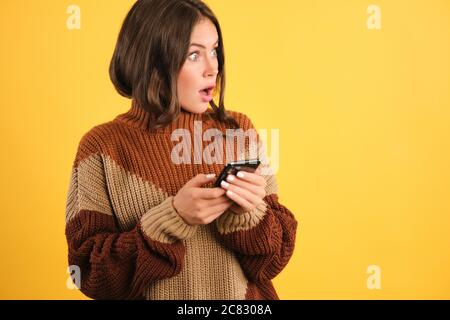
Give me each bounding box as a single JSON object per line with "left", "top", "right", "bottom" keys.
{"left": 77, "top": 120, "right": 115, "bottom": 147}
{"left": 73, "top": 119, "right": 126, "bottom": 162}
{"left": 225, "top": 109, "right": 257, "bottom": 131}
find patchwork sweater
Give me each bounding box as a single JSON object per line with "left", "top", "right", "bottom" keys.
{"left": 65, "top": 102, "right": 298, "bottom": 300}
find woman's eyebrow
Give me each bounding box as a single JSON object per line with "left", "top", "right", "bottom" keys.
{"left": 190, "top": 39, "right": 219, "bottom": 49}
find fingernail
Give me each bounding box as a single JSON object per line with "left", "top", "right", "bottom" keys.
{"left": 206, "top": 174, "right": 216, "bottom": 179}
{"left": 237, "top": 171, "right": 245, "bottom": 178}
{"left": 221, "top": 180, "right": 229, "bottom": 188}
{"left": 226, "top": 175, "right": 235, "bottom": 182}
{"left": 226, "top": 190, "right": 233, "bottom": 196}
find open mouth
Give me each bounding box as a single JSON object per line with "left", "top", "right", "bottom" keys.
{"left": 198, "top": 85, "right": 215, "bottom": 102}
{"left": 199, "top": 86, "right": 215, "bottom": 96}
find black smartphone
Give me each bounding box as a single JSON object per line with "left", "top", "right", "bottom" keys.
{"left": 214, "top": 159, "right": 261, "bottom": 188}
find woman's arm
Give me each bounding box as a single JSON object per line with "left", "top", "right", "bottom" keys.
{"left": 215, "top": 178, "right": 298, "bottom": 283}
{"left": 65, "top": 131, "right": 197, "bottom": 299}
{"left": 215, "top": 113, "right": 298, "bottom": 283}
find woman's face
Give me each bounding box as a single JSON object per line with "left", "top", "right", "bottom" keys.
{"left": 177, "top": 18, "right": 219, "bottom": 114}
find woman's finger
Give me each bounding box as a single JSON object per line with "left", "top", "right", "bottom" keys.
{"left": 221, "top": 182, "right": 259, "bottom": 210}
{"left": 223, "top": 189, "right": 253, "bottom": 211}
{"left": 235, "top": 171, "right": 266, "bottom": 187}
{"left": 225, "top": 174, "right": 266, "bottom": 198}
{"left": 204, "top": 200, "right": 233, "bottom": 219}
{"left": 202, "top": 195, "right": 232, "bottom": 207}
{"left": 193, "top": 187, "right": 226, "bottom": 199}
{"left": 221, "top": 180, "right": 262, "bottom": 205}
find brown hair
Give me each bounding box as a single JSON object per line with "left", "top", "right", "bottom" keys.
{"left": 109, "top": 0, "right": 239, "bottom": 130}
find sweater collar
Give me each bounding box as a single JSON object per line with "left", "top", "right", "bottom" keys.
{"left": 115, "top": 101, "right": 219, "bottom": 134}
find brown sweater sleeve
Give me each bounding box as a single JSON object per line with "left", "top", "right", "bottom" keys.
{"left": 215, "top": 112, "right": 298, "bottom": 283}
{"left": 65, "top": 130, "right": 198, "bottom": 299}
{"left": 216, "top": 185, "right": 298, "bottom": 283}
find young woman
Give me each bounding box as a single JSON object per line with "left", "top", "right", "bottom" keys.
{"left": 65, "top": 0, "right": 298, "bottom": 300}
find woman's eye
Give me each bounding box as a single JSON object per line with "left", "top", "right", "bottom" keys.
{"left": 188, "top": 48, "right": 218, "bottom": 62}
{"left": 189, "top": 52, "right": 199, "bottom": 61}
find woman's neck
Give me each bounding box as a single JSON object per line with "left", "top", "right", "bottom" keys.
{"left": 115, "top": 101, "right": 218, "bottom": 134}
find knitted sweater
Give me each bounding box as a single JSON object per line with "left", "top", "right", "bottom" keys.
{"left": 65, "top": 102, "right": 298, "bottom": 300}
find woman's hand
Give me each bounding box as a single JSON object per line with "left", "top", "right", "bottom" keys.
{"left": 219, "top": 169, "right": 267, "bottom": 214}
{"left": 173, "top": 173, "right": 233, "bottom": 226}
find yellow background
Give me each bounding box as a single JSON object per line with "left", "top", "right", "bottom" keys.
{"left": 0, "top": 0, "right": 449, "bottom": 299}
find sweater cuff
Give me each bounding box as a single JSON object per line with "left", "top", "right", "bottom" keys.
{"left": 216, "top": 201, "right": 267, "bottom": 235}
{"left": 140, "top": 196, "right": 198, "bottom": 244}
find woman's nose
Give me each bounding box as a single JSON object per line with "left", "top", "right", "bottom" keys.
{"left": 207, "top": 70, "right": 218, "bottom": 78}
{"left": 204, "top": 59, "right": 218, "bottom": 77}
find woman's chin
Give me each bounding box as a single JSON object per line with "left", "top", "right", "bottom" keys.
{"left": 181, "top": 103, "right": 209, "bottom": 114}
